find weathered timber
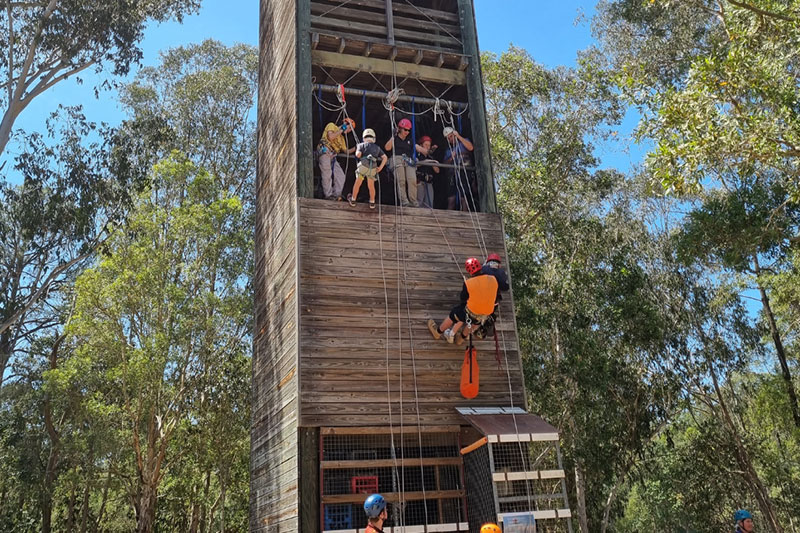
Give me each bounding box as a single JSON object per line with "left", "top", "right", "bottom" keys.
{"left": 298, "top": 198, "right": 525, "bottom": 427}
{"left": 311, "top": 49, "right": 466, "bottom": 85}
{"left": 251, "top": 0, "right": 301, "bottom": 531}
{"left": 456, "top": 0, "right": 496, "bottom": 212}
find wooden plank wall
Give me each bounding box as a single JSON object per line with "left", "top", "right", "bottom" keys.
{"left": 298, "top": 198, "right": 526, "bottom": 427}
{"left": 251, "top": 0, "right": 301, "bottom": 531}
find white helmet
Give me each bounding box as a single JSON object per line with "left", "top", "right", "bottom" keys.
{"left": 443, "top": 126, "right": 455, "bottom": 137}
{"left": 362, "top": 128, "right": 376, "bottom": 140}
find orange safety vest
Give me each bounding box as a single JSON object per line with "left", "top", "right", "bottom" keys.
{"left": 465, "top": 275, "right": 498, "bottom": 316}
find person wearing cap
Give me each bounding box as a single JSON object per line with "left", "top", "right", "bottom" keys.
{"left": 363, "top": 494, "right": 388, "bottom": 533}
{"left": 348, "top": 128, "right": 387, "bottom": 209}
{"left": 384, "top": 118, "right": 418, "bottom": 207}
{"left": 734, "top": 509, "right": 755, "bottom": 533}
{"left": 415, "top": 135, "right": 440, "bottom": 209}
{"left": 317, "top": 118, "right": 356, "bottom": 200}
{"left": 442, "top": 126, "right": 475, "bottom": 210}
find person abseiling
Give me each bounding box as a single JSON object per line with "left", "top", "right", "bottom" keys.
{"left": 734, "top": 509, "right": 755, "bottom": 533}
{"left": 348, "top": 128, "right": 387, "bottom": 209}
{"left": 481, "top": 524, "right": 501, "bottom": 533}
{"left": 317, "top": 117, "right": 356, "bottom": 201}
{"left": 385, "top": 117, "right": 418, "bottom": 207}
{"left": 428, "top": 257, "right": 499, "bottom": 345}
{"left": 416, "top": 135, "right": 440, "bottom": 209}
{"left": 363, "top": 493, "right": 388, "bottom": 533}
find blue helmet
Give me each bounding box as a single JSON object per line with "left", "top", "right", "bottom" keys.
{"left": 735, "top": 509, "right": 753, "bottom": 522}
{"left": 364, "top": 494, "right": 386, "bottom": 518}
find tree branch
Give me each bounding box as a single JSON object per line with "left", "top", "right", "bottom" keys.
{"left": 725, "top": 0, "right": 797, "bottom": 22}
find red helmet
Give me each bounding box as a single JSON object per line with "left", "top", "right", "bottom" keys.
{"left": 419, "top": 135, "right": 432, "bottom": 144}
{"left": 398, "top": 118, "right": 412, "bottom": 130}
{"left": 465, "top": 257, "right": 481, "bottom": 275}
{"left": 486, "top": 253, "right": 501, "bottom": 263}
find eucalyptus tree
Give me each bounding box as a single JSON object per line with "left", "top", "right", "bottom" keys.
{"left": 0, "top": 0, "right": 200, "bottom": 157}
{"left": 483, "top": 47, "right": 682, "bottom": 532}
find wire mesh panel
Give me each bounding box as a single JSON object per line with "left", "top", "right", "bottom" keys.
{"left": 320, "top": 428, "right": 468, "bottom": 532}
{"left": 462, "top": 441, "right": 496, "bottom": 533}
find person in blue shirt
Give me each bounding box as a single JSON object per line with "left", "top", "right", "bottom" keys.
{"left": 442, "top": 126, "right": 475, "bottom": 210}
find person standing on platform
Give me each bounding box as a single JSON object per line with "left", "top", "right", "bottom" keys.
{"left": 363, "top": 494, "right": 388, "bottom": 533}
{"left": 317, "top": 117, "right": 356, "bottom": 201}
{"left": 348, "top": 128, "right": 387, "bottom": 209}
{"left": 384, "top": 118, "right": 418, "bottom": 207}
{"left": 416, "top": 135, "right": 440, "bottom": 209}
{"left": 442, "top": 126, "right": 475, "bottom": 210}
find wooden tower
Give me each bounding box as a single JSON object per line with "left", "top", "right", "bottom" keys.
{"left": 252, "top": 1, "right": 573, "bottom": 532}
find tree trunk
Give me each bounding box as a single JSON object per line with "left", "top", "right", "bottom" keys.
{"left": 753, "top": 256, "right": 800, "bottom": 428}
{"left": 41, "top": 492, "right": 53, "bottom": 533}
{"left": 567, "top": 415, "right": 590, "bottom": 533}
{"left": 80, "top": 482, "right": 90, "bottom": 533}
{"left": 574, "top": 459, "right": 590, "bottom": 533}
{"left": 709, "top": 365, "right": 784, "bottom": 533}
{"left": 136, "top": 481, "right": 159, "bottom": 533}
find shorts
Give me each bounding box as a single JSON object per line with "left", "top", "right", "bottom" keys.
{"left": 448, "top": 304, "right": 490, "bottom": 325}
{"left": 357, "top": 162, "right": 379, "bottom": 180}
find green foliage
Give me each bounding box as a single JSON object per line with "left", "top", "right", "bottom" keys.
{"left": 57, "top": 153, "right": 251, "bottom": 531}
{"left": 595, "top": 0, "right": 800, "bottom": 198}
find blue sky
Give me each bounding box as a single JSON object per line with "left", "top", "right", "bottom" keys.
{"left": 6, "top": 1, "right": 643, "bottom": 174}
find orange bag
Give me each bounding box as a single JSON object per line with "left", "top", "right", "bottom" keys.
{"left": 460, "top": 346, "right": 479, "bottom": 399}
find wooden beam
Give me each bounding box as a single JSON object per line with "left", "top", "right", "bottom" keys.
{"left": 298, "top": 428, "right": 319, "bottom": 533}
{"left": 385, "top": 0, "right": 395, "bottom": 45}
{"left": 311, "top": 50, "right": 466, "bottom": 85}
{"left": 322, "top": 490, "right": 464, "bottom": 505}
{"left": 320, "top": 425, "right": 461, "bottom": 435}
{"left": 457, "top": 0, "right": 497, "bottom": 213}
{"left": 322, "top": 457, "right": 463, "bottom": 469}
{"left": 296, "top": 0, "right": 314, "bottom": 198}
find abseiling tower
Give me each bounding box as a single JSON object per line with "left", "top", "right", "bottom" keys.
{"left": 252, "top": 1, "right": 573, "bottom": 532}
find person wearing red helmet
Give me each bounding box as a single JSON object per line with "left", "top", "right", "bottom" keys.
{"left": 384, "top": 117, "right": 418, "bottom": 207}
{"left": 317, "top": 117, "right": 356, "bottom": 200}
{"left": 415, "top": 135, "right": 440, "bottom": 209}
{"left": 428, "top": 257, "right": 499, "bottom": 345}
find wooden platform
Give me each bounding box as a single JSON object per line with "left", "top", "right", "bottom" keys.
{"left": 297, "top": 198, "right": 525, "bottom": 427}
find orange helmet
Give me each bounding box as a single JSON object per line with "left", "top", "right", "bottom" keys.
{"left": 342, "top": 117, "right": 356, "bottom": 130}
{"left": 398, "top": 118, "right": 412, "bottom": 130}
{"left": 465, "top": 257, "right": 481, "bottom": 275}
{"left": 481, "top": 524, "right": 501, "bottom": 533}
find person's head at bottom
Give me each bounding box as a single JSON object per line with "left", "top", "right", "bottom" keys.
{"left": 364, "top": 494, "right": 388, "bottom": 526}
{"left": 735, "top": 509, "right": 754, "bottom": 532}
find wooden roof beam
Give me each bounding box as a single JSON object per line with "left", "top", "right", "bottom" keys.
{"left": 311, "top": 49, "right": 466, "bottom": 86}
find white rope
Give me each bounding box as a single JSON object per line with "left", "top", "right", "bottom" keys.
{"left": 498, "top": 315, "right": 539, "bottom": 517}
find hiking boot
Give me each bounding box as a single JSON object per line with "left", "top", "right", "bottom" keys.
{"left": 427, "top": 319, "right": 441, "bottom": 340}
{"left": 443, "top": 328, "right": 455, "bottom": 344}
{"left": 347, "top": 194, "right": 356, "bottom": 207}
